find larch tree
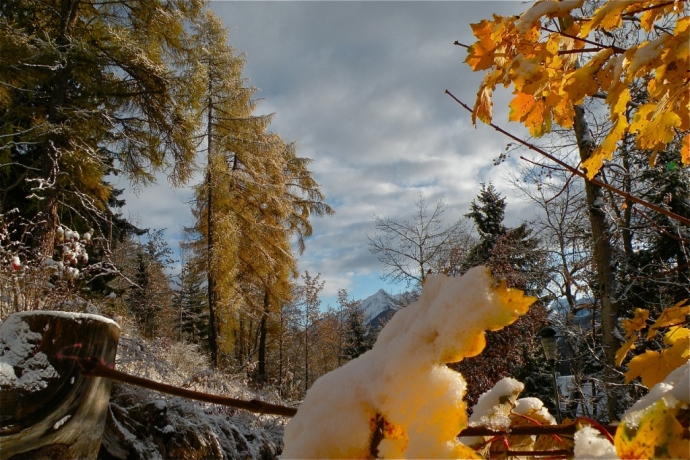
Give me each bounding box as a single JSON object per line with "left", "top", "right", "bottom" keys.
{"left": 0, "top": 0, "right": 205, "bottom": 259}
{"left": 185, "top": 13, "right": 333, "bottom": 370}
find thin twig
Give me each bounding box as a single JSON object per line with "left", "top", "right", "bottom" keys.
{"left": 540, "top": 27, "right": 626, "bottom": 54}
{"left": 444, "top": 90, "right": 690, "bottom": 227}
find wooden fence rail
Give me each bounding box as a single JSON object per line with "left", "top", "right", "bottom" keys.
{"left": 1, "top": 312, "right": 615, "bottom": 459}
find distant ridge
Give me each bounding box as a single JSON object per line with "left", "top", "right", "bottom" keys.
{"left": 360, "top": 289, "right": 405, "bottom": 328}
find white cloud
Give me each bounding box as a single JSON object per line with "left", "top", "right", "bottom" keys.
{"left": 113, "top": 2, "right": 542, "bottom": 306}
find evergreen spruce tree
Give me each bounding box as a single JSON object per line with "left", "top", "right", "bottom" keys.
{"left": 176, "top": 261, "right": 209, "bottom": 348}
{"left": 452, "top": 183, "right": 550, "bottom": 408}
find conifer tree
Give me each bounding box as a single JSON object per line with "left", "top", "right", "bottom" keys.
{"left": 0, "top": 0, "right": 205, "bottom": 257}
{"left": 176, "top": 261, "right": 209, "bottom": 347}
{"left": 185, "top": 14, "right": 333, "bottom": 370}
{"left": 451, "top": 183, "right": 549, "bottom": 407}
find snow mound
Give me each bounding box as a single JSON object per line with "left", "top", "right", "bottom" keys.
{"left": 282, "top": 267, "right": 535, "bottom": 458}
{"left": 0, "top": 314, "right": 59, "bottom": 392}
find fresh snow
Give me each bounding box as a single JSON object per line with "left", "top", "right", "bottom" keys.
{"left": 282, "top": 266, "right": 534, "bottom": 459}
{"left": 10, "top": 310, "right": 120, "bottom": 329}
{"left": 0, "top": 314, "right": 59, "bottom": 391}
{"left": 573, "top": 426, "right": 618, "bottom": 459}
{"left": 360, "top": 289, "right": 396, "bottom": 324}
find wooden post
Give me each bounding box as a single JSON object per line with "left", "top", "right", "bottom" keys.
{"left": 0, "top": 311, "right": 120, "bottom": 460}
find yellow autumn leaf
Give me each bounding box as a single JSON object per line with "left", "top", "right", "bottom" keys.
{"left": 490, "top": 279, "right": 536, "bottom": 331}
{"left": 579, "top": 0, "right": 640, "bottom": 37}
{"left": 465, "top": 19, "right": 499, "bottom": 71}
{"left": 622, "top": 308, "right": 649, "bottom": 338}
{"left": 664, "top": 326, "right": 690, "bottom": 346}
{"left": 509, "top": 92, "right": 537, "bottom": 123}
{"left": 473, "top": 86, "right": 493, "bottom": 126}
{"left": 615, "top": 397, "right": 689, "bottom": 459}
{"left": 647, "top": 300, "right": 690, "bottom": 340}
{"left": 563, "top": 49, "right": 613, "bottom": 104}
{"left": 607, "top": 86, "right": 630, "bottom": 122}
{"left": 545, "top": 87, "right": 575, "bottom": 128}
{"left": 625, "top": 337, "right": 690, "bottom": 387}
{"left": 583, "top": 116, "right": 628, "bottom": 178}
{"left": 524, "top": 99, "right": 548, "bottom": 137}
{"left": 616, "top": 337, "right": 637, "bottom": 367}
{"left": 465, "top": 40, "right": 496, "bottom": 72}
{"left": 630, "top": 103, "right": 681, "bottom": 152}
{"left": 681, "top": 134, "right": 690, "bottom": 165}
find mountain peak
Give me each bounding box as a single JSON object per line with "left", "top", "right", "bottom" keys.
{"left": 361, "top": 289, "right": 396, "bottom": 324}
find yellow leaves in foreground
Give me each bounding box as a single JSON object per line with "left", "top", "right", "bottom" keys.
{"left": 465, "top": 0, "right": 690, "bottom": 176}
{"left": 614, "top": 396, "right": 689, "bottom": 459}
{"left": 617, "top": 300, "right": 690, "bottom": 388}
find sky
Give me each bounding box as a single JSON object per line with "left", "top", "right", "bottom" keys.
{"left": 115, "top": 1, "right": 542, "bottom": 308}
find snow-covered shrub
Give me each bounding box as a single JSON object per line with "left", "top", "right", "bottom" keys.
{"left": 101, "top": 384, "right": 282, "bottom": 460}
{"left": 102, "top": 334, "right": 289, "bottom": 459}
{"left": 282, "top": 267, "right": 536, "bottom": 458}
{"left": 0, "top": 212, "right": 101, "bottom": 320}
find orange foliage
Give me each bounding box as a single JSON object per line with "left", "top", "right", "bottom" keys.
{"left": 465, "top": 0, "right": 689, "bottom": 177}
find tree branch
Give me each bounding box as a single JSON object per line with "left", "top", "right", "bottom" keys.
{"left": 77, "top": 356, "right": 298, "bottom": 417}
{"left": 444, "top": 90, "right": 690, "bottom": 227}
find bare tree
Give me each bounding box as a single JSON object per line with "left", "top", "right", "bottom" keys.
{"left": 367, "top": 193, "right": 474, "bottom": 289}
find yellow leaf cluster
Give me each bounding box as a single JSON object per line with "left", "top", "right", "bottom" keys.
{"left": 615, "top": 396, "right": 689, "bottom": 459}
{"left": 616, "top": 300, "right": 690, "bottom": 388}
{"left": 466, "top": 0, "right": 690, "bottom": 177}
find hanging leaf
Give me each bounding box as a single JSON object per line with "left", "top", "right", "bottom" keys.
{"left": 625, "top": 337, "right": 690, "bottom": 388}
{"left": 616, "top": 337, "right": 637, "bottom": 367}
{"left": 622, "top": 308, "right": 649, "bottom": 338}
{"left": 582, "top": 116, "right": 628, "bottom": 178}
{"left": 615, "top": 396, "right": 689, "bottom": 459}
{"left": 647, "top": 300, "right": 690, "bottom": 340}
{"left": 681, "top": 134, "right": 690, "bottom": 166}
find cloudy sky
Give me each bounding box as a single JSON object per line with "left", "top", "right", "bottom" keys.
{"left": 117, "top": 1, "right": 541, "bottom": 308}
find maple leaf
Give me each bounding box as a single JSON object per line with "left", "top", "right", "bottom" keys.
{"left": 664, "top": 326, "right": 690, "bottom": 346}
{"left": 624, "top": 337, "right": 690, "bottom": 388}
{"left": 682, "top": 134, "right": 690, "bottom": 165}
{"left": 622, "top": 308, "right": 649, "bottom": 338}
{"left": 473, "top": 86, "right": 493, "bottom": 126}
{"left": 465, "top": 0, "right": 687, "bottom": 172}
{"left": 465, "top": 40, "right": 496, "bottom": 72}
{"left": 630, "top": 103, "right": 680, "bottom": 153}
{"left": 616, "top": 337, "right": 637, "bottom": 367}
{"left": 563, "top": 49, "right": 613, "bottom": 104}
{"left": 615, "top": 395, "right": 689, "bottom": 459}
{"left": 465, "top": 19, "right": 499, "bottom": 71}
{"left": 583, "top": 116, "right": 629, "bottom": 178}
{"left": 646, "top": 300, "right": 690, "bottom": 340}
{"left": 509, "top": 92, "right": 537, "bottom": 123}
{"left": 579, "top": 0, "right": 641, "bottom": 37}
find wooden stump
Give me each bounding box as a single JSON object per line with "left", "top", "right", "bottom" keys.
{"left": 0, "top": 311, "right": 120, "bottom": 460}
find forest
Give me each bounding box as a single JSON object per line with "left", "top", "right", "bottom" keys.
{"left": 0, "top": 0, "right": 688, "bottom": 458}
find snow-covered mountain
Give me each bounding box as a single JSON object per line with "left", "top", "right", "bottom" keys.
{"left": 360, "top": 289, "right": 404, "bottom": 329}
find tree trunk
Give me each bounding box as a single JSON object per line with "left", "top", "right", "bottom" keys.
{"left": 257, "top": 290, "right": 270, "bottom": 385}
{"left": 573, "top": 105, "right": 620, "bottom": 422}
{"left": 206, "top": 83, "right": 219, "bottom": 368}
{"left": 0, "top": 311, "right": 120, "bottom": 459}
